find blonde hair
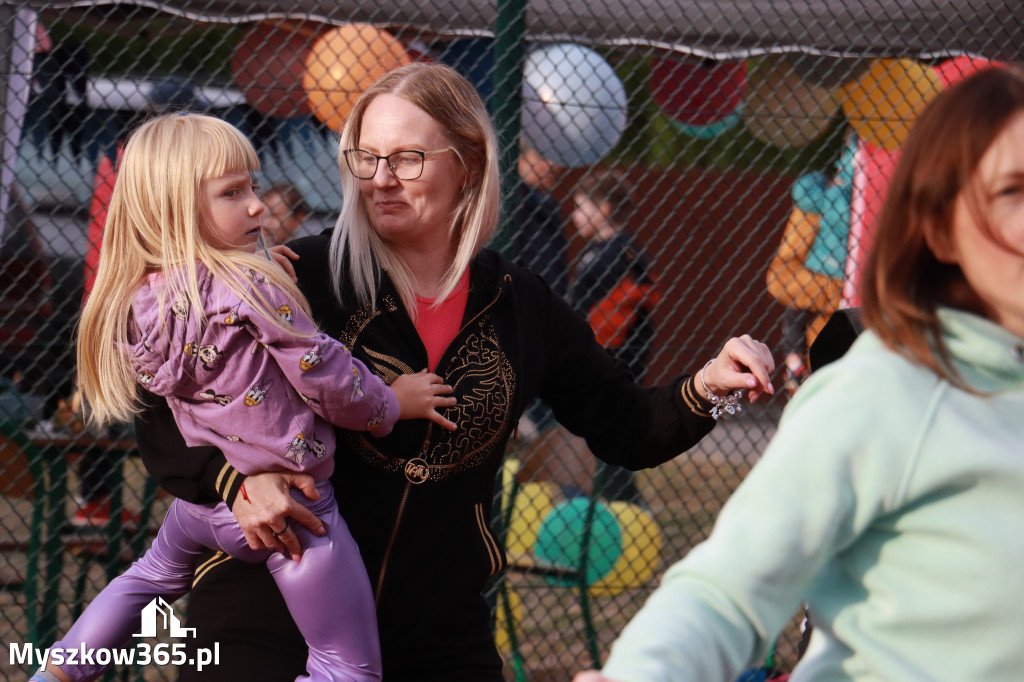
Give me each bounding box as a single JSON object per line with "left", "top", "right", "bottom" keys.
{"left": 330, "top": 62, "right": 500, "bottom": 314}
{"left": 76, "top": 113, "right": 311, "bottom": 425}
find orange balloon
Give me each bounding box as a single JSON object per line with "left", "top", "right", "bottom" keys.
{"left": 841, "top": 58, "right": 942, "bottom": 151}
{"left": 303, "top": 24, "right": 411, "bottom": 132}
{"left": 232, "top": 20, "right": 325, "bottom": 118}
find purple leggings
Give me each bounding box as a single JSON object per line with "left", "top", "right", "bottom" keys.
{"left": 50, "top": 482, "right": 380, "bottom": 681}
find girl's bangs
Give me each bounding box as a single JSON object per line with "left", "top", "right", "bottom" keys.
{"left": 201, "top": 122, "right": 260, "bottom": 181}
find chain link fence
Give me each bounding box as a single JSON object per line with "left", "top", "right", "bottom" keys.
{"left": 1, "top": 1, "right": 1021, "bottom": 680}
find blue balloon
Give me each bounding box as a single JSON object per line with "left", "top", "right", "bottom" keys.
{"left": 521, "top": 43, "right": 628, "bottom": 167}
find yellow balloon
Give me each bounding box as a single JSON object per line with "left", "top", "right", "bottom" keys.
{"left": 303, "top": 23, "right": 410, "bottom": 132}
{"left": 494, "top": 586, "right": 523, "bottom": 651}
{"left": 743, "top": 58, "right": 840, "bottom": 149}
{"left": 504, "top": 480, "right": 559, "bottom": 558}
{"left": 500, "top": 458, "right": 520, "bottom": 511}
{"left": 589, "top": 502, "right": 663, "bottom": 596}
{"left": 841, "top": 58, "right": 943, "bottom": 151}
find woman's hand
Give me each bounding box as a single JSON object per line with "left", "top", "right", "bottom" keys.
{"left": 698, "top": 334, "right": 776, "bottom": 402}
{"left": 230, "top": 471, "right": 326, "bottom": 563}
{"left": 267, "top": 244, "right": 299, "bottom": 282}
{"left": 392, "top": 369, "right": 458, "bottom": 431}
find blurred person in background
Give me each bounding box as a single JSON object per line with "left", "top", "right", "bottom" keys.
{"left": 261, "top": 182, "right": 311, "bottom": 246}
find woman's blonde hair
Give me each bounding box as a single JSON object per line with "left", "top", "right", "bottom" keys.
{"left": 861, "top": 65, "right": 1024, "bottom": 386}
{"left": 330, "top": 62, "right": 501, "bottom": 314}
{"left": 76, "top": 113, "right": 310, "bottom": 425}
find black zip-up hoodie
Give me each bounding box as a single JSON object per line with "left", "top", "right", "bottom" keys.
{"left": 137, "top": 232, "right": 719, "bottom": 681}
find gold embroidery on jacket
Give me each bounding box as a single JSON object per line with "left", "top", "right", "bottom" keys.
{"left": 346, "top": 318, "right": 516, "bottom": 482}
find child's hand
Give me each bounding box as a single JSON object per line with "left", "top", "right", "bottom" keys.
{"left": 392, "top": 369, "right": 457, "bottom": 431}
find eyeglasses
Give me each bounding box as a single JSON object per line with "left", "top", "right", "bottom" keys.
{"left": 343, "top": 148, "right": 458, "bottom": 180}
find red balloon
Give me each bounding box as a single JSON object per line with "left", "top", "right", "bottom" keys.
{"left": 932, "top": 55, "right": 1005, "bottom": 88}
{"left": 649, "top": 58, "right": 747, "bottom": 127}
{"left": 231, "top": 21, "right": 325, "bottom": 118}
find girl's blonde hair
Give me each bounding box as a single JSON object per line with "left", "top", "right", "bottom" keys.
{"left": 330, "top": 62, "right": 501, "bottom": 314}
{"left": 76, "top": 113, "right": 310, "bottom": 425}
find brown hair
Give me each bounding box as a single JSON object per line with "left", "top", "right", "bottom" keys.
{"left": 860, "top": 65, "right": 1024, "bottom": 385}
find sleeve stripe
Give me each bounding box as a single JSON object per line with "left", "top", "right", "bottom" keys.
{"left": 681, "top": 375, "right": 715, "bottom": 417}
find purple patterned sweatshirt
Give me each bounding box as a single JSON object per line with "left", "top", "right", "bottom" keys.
{"left": 128, "top": 264, "right": 399, "bottom": 484}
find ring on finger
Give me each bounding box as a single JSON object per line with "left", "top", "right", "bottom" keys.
{"left": 271, "top": 521, "right": 289, "bottom": 538}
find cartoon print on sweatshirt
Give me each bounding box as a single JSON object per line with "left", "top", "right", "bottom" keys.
{"left": 184, "top": 342, "right": 222, "bottom": 371}
{"left": 295, "top": 390, "right": 322, "bottom": 408}
{"left": 171, "top": 297, "right": 189, "bottom": 321}
{"left": 224, "top": 302, "right": 255, "bottom": 330}
{"left": 278, "top": 304, "right": 293, "bottom": 324}
{"left": 366, "top": 400, "right": 386, "bottom": 431}
{"left": 351, "top": 367, "right": 364, "bottom": 401}
{"left": 198, "top": 388, "right": 232, "bottom": 406}
{"left": 285, "top": 429, "right": 327, "bottom": 465}
{"left": 300, "top": 344, "right": 323, "bottom": 371}
{"left": 244, "top": 377, "right": 274, "bottom": 407}
{"left": 242, "top": 267, "right": 267, "bottom": 285}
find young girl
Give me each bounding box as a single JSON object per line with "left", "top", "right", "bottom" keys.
{"left": 575, "top": 65, "right": 1024, "bottom": 681}
{"left": 34, "top": 113, "right": 456, "bottom": 682}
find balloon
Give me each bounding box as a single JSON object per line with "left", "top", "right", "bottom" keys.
{"left": 588, "top": 502, "right": 663, "bottom": 596}
{"left": 232, "top": 20, "right": 323, "bottom": 118}
{"left": 504, "top": 480, "right": 559, "bottom": 557}
{"left": 535, "top": 498, "right": 621, "bottom": 586}
{"left": 521, "top": 43, "right": 627, "bottom": 167}
{"left": 494, "top": 586, "right": 523, "bottom": 652}
{"left": 303, "top": 24, "right": 411, "bottom": 132}
{"left": 784, "top": 55, "right": 870, "bottom": 89}
{"left": 672, "top": 108, "right": 743, "bottom": 140}
{"left": 743, "top": 59, "right": 840, "bottom": 149}
{"left": 933, "top": 55, "right": 1005, "bottom": 87}
{"left": 649, "top": 58, "right": 747, "bottom": 127}
{"left": 841, "top": 58, "right": 942, "bottom": 151}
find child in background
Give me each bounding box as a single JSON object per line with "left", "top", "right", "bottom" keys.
{"left": 261, "top": 182, "right": 311, "bottom": 246}
{"left": 575, "top": 65, "right": 1024, "bottom": 682}
{"left": 569, "top": 169, "right": 659, "bottom": 502}
{"left": 34, "top": 113, "right": 456, "bottom": 682}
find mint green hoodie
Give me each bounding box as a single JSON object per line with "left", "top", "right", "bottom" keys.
{"left": 602, "top": 308, "right": 1024, "bottom": 681}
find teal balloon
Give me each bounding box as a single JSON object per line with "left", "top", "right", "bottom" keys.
{"left": 535, "top": 498, "right": 622, "bottom": 586}
{"left": 521, "top": 43, "right": 628, "bottom": 167}
{"left": 672, "top": 107, "right": 743, "bottom": 140}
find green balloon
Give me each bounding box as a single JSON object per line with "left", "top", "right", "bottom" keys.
{"left": 535, "top": 498, "right": 622, "bottom": 586}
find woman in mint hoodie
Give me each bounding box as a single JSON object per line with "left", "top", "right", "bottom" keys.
{"left": 576, "top": 64, "right": 1024, "bottom": 682}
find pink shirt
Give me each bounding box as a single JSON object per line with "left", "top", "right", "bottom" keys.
{"left": 413, "top": 269, "right": 470, "bottom": 371}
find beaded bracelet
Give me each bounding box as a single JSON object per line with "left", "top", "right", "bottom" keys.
{"left": 700, "top": 359, "right": 744, "bottom": 420}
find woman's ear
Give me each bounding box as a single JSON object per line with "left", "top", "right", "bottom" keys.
{"left": 924, "top": 217, "right": 959, "bottom": 264}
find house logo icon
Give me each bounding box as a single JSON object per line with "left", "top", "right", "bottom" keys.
{"left": 133, "top": 597, "right": 197, "bottom": 638}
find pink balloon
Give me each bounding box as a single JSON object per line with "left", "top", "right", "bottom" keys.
{"left": 932, "top": 55, "right": 1005, "bottom": 88}
{"left": 649, "top": 58, "right": 747, "bottom": 127}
